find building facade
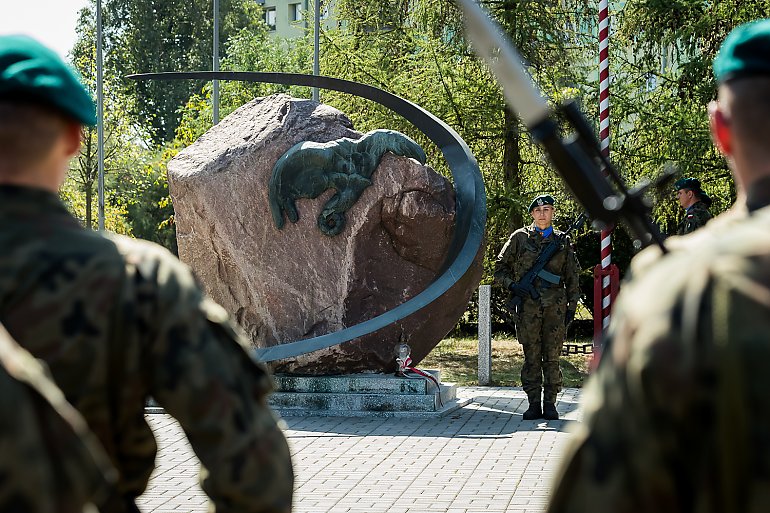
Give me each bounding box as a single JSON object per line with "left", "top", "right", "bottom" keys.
{"left": 257, "top": 0, "right": 335, "bottom": 39}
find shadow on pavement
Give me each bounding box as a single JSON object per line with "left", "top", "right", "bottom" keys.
{"left": 281, "top": 389, "right": 582, "bottom": 438}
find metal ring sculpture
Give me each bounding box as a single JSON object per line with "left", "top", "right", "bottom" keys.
{"left": 128, "top": 72, "right": 487, "bottom": 362}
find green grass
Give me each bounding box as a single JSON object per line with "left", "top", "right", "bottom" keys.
{"left": 420, "top": 336, "right": 594, "bottom": 387}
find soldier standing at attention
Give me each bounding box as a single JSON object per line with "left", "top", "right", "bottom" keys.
{"left": 0, "top": 35, "right": 293, "bottom": 512}
{"left": 494, "top": 195, "right": 581, "bottom": 421}
{"left": 0, "top": 322, "right": 117, "bottom": 513}
{"left": 675, "top": 176, "right": 713, "bottom": 235}
{"left": 548, "top": 19, "right": 770, "bottom": 513}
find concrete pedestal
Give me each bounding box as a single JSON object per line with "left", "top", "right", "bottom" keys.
{"left": 269, "top": 371, "right": 472, "bottom": 417}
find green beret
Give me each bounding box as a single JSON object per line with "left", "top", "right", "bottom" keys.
{"left": 714, "top": 19, "right": 770, "bottom": 83}
{"left": 674, "top": 177, "right": 702, "bottom": 192}
{"left": 0, "top": 35, "right": 96, "bottom": 126}
{"left": 528, "top": 194, "right": 555, "bottom": 212}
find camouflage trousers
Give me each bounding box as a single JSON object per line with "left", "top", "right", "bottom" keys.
{"left": 515, "top": 298, "right": 566, "bottom": 403}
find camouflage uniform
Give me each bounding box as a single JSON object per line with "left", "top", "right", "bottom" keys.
{"left": 677, "top": 200, "right": 712, "bottom": 235}
{"left": 547, "top": 198, "right": 770, "bottom": 513}
{"left": 0, "top": 185, "right": 293, "bottom": 512}
{"left": 494, "top": 225, "right": 581, "bottom": 403}
{"left": 0, "top": 322, "right": 116, "bottom": 513}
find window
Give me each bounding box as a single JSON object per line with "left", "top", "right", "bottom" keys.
{"left": 289, "top": 3, "right": 303, "bottom": 22}
{"left": 644, "top": 72, "right": 658, "bottom": 92}
{"left": 265, "top": 8, "right": 276, "bottom": 30}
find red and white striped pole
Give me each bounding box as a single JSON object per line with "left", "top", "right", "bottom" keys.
{"left": 598, "top": 0, "right": 612, "bottom": 333}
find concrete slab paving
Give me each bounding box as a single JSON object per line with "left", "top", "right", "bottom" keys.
{"left": 137, "top": 387, "right": 582, "bottom": 513}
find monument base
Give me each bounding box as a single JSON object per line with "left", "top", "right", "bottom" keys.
{"left": 268, "top": 371, "right": 471, "bottom": 417}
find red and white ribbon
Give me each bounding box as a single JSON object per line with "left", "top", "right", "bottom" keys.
{"left": 396, "top": 355, "right": 443, "bottom": 406}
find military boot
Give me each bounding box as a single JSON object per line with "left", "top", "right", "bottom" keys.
{"left": 522, "top": 401, "right": 542, "bottom": 420}
{"left": 542, "top": 402, "right": 559, "bottom": 420}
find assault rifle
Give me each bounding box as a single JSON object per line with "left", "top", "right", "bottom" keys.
{"left": 506, "top": 212, "right": 588, "bottom": 315}
{"left": 457, "top": 0, "right": 670, "bottom": 253}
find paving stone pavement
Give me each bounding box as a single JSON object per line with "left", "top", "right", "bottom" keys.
{"left": 137, "top": 387, "right": 582, "bottom": 513}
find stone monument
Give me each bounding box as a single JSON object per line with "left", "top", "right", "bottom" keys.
{"left": 167, "top": 94, "right": 483, "bottom": 379}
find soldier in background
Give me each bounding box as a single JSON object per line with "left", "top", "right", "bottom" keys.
{"left": 0, "top": 35, "right": 293, "bottom": 512}
{"left": 674, "top": 177, "right": 713, "bottom": 235}
{"left": 495, "top": 195, "right": 581, "bottom": 421}
{"left": 548, "top": 19, "right": 770, "bottom": 513}
{"left": 0, "top": 322, "right": 116, "bottom": 512}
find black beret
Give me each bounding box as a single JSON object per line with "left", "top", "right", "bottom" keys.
{"left": 674, "top": 177, "right": 702, "bottom": 192}
{"left": 528, "top": 194, "right": 555, "bottom": 212}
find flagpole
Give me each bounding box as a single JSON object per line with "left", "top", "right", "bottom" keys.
{"left": 598, "top": 0, "right": 612, "bottom": 333}
{"left": 312, "top": 0, "right": 320, "bottom": 102}
{"left": 213, "top": 0, "right": 220, "bottom": 124}
{"left": 97, "top": 0, "right": 105, "bottom": 231}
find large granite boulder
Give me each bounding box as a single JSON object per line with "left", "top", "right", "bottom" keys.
{"left": 167, "top": 94, "right": 483, "bottom": 375}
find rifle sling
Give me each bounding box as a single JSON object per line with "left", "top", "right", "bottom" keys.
{"left": 517, "top": 234, "right": 563, "bottom": 290}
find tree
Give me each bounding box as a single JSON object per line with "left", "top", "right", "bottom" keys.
{"left": 117, "top": 150, "right": 179, "bottom": 253}
{"left": 318, "top": 0, "right": 596, "bottom": 285}
{"left": 65, "top": 2, "right": 144, "bottom": 232}
{"left": 609, "top": 1, "right": 770, "bottom": 233}
{"left": 104, "top": 0, "right": 265, "bottom": 144}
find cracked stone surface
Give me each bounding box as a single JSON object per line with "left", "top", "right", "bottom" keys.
{"left": 167, "top": 93, "right": 483, "bottom": 374}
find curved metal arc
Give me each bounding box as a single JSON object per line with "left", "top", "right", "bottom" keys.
{"left": 128, "top": 71, "right": 486, "bottom": 362}
{"left": 127, "top": 72, "right": 467, "bottom": 149}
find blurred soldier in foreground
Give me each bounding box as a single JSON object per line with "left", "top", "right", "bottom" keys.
{"left": 0, "top": 35, "right": 293, "bottom": 512}
{"left": 0, "top": 322, "right": 116, "bottom": 513}
{"left": 495, "top": 195, "right": 581, "bottom": 421}
{"left": 674, "top": 177, "right": 713, "bottom": 235}
{"left": 548, "top": 19, "right": 770, "bottom": 513}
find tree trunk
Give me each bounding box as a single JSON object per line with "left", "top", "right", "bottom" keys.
{"left": 502, "top": 105, "right": 523, "bottom": 230}
{"left": 85, "top": 185, "right": 93, "bottom": 230}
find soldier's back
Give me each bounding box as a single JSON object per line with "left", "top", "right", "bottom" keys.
{"left": 0, "top": 322, "right": 115, "bottom": 513}
{"left": 548, "top": 204, "right": 770, "bottom": 513}
{"left": 0, "top": 185, "right": 293, "bottom": 511}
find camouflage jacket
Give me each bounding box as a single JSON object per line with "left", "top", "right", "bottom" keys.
{"left": 0, "top": 322, "right": 116, "bottom": 513}
{"left": 0, "top": 185, "right": 293, "bottom": 512}
{"left": 677, "top": 200, "right": 712, "bottom": 235}
{"left": 548, "top": 201, "right": 770, "bottom": 513}
{"left": 494, "top": 224, "right": 581, "bottom": 310}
